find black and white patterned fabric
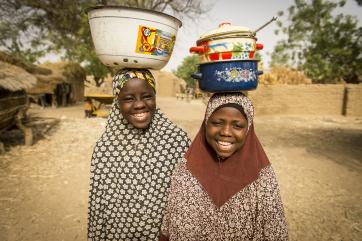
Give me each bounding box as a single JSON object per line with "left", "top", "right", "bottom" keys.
{"left": 87, "top": 102, "right": 190, "bottom": 241}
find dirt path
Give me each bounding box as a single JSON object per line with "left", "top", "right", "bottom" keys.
{"left": 0, "top": 97, "right": 361, "bottom": 241}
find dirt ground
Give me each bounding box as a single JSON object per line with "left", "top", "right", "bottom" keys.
{"left": 0, "top": 97, "right": 361, "bottom": 241}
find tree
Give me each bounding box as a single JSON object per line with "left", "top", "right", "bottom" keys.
{"left": 0, "top": 0, "right": 105, "bottom": 77}
{"left": 174, "top": 54, "right": 199, "bottom": 88}
{"left": 83, "top": 51, "right": 110, "bottom": 87}
{"left": 0, "top": 0, "right": 208, "bottom": 84}
{"left": 270, "top": 0, "right": 362, "bottom": 83}
{"left": 101, "top": 0, "right": 206, "bottom": 18}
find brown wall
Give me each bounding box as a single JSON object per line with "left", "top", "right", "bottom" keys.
{"left": 70, "top": 82, "right": 85, "bottom": 103}
{"left": 244, "top": 84, "right": 361, "bottom": 117}
{"left": 345, "top": 84, "right": 362, "bottom": 117}
{"left": 152, "top": 71, "right": 186, "bottom": 97}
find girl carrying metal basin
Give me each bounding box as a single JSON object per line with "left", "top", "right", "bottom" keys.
{"left": 87, "top": 69, "right": 190, "bottom": 240}
{"left": 86, "top": 6, "right": 190, "bottom": 240}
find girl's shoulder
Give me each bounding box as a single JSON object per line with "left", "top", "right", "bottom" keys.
{"left": 254, "top": 165, "right": 282, "bottom": 197}
{"left": 175, "top": 158, "right": 187, "bottom": 170}
{"left": 171, "top": 158, "right": 190, "bottom": 180}
{"left": 156, "top": 110, "right": 191, "bottom": 144}
{"left": 258, "top": 165, "right": 277, "bottom": 183}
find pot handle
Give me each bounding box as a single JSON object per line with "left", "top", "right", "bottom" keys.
{"left": 189, "top": 46, "right": 208, "bottom": 54}
{"left": 191, "top": 72, "right": 202, "bottom": 80}
{"left": 257, "top": 70, "right": 264, "bottom": 75}
{"left": 256, "top": 43, "right": 264, "bottom": 50}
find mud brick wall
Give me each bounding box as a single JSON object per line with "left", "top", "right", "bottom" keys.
{"left": 247, "top": 84, "right": 346, "bottom": 116}
{"left": 153, "top": 71, "right": 185, "bottom": 97}
{"left": 345, "top": 84, "right": 362, "bottom": 117}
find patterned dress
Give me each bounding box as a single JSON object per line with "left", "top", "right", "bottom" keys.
{"left": 160, "top": 92, "right": 288, "bottom": 240}
{"left": 88, "top": 103, "right": 190, "bottom": 241}
{"left": 161, "top": 160, "right": 288, "bottom": 241}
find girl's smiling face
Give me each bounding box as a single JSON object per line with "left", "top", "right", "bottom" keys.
{"left": 117, "top": 78, "right": 156, "bottom": 129}
{"left": 205, "top": 106, "right": 248, "bottom": 158}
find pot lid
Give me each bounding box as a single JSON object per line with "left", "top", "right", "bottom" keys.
{"left": 197, "top": 23, "right": 255, "bottom": 43}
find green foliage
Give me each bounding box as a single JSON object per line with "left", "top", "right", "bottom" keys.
{"left": 174, "top": 55, "right": 199, "bottom": 88}
{"left": 0, "top": 0, "right": 104, "bottom": 77}
{"left": 270, "top": 0, "right": 362, "bottom": 83}
{"left": 254, "top": 52, "right": 262, "bottom": 62}
{"left": 83, "top": 51, "right": 111, "bottom": 87}
{"left": 64, "top": 62, "right": 87, "bottom": 82}
{"left": 0, "top": 0, "right": 207, "bottom": 83}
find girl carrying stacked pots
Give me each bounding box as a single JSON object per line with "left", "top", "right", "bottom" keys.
{"left": 160, "top": 21, "right": 288, "bottom": 241}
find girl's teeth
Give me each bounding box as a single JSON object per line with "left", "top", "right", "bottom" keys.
{"left": 218, "top": 141, "right": 231, "bottom": 146}
{"left": 217, "top": 141, "right": 233, "bottom": 150}
{"left": 133, "top": 113, "right": 146, "bottom": 119}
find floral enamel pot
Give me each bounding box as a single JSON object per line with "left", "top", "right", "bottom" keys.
{"left": 191, "top": 60, "right": 263, "bottom": 92}
{"left": 189, "top": 23, "right": 263, "bottom": 63}
{"left": 86, "top": 6, "right": 182, "bottom": 69}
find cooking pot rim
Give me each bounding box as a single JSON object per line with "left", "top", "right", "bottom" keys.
{"left": 197, "top": 34, "right": 257, "bottom": 45}
{"left": 198, "top": 59, "right": 260, "bottom": 66}
{"left": 84, "top": 5, "right": 182, "bottom": 27}
{"left": 198, "top": 31, "right": 256, "bottom": 42}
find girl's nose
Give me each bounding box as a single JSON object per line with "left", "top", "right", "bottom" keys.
{"left": 133, "top": 99, "right": 146, "bottom": 109}
{"left": 220, "top": 125, "right": 232, "bottom": 136}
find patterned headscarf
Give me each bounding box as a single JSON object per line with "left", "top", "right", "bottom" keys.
{"left": 204, "top": 92, "right": 254, "bottom": 131}
{"left": 112, "top": 69, "right": 156, "bottom": 96}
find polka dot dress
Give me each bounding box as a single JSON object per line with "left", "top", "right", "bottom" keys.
{"left": 87, "top": 103, "right": 190, "bottom": 240}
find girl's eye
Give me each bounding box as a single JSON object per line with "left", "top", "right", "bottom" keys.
{"left": 120, "top": 96, "right": 134, "bottom": 102}
{"left": 211, "top": 121, "right": 223, "bottom": 126}
{"left": 233, "top": 123, "right": 245, "bottom": 129}
{"left": 143, "top": 94, "right": 154, "bottom": 100}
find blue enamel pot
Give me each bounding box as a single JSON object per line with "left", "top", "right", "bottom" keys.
{"left": 192, "top": 60, "right": 263, "bottom": 92}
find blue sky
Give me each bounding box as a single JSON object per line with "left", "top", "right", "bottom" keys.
{"left": 163, "top": 0, "right": 362, "bottom": 71}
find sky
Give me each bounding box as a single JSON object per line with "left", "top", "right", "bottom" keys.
{"left": 162, "top": 0, "right": 362, "bottom": 71}
{"left": 39, "top": 0, "right": 361, "bottom": 72}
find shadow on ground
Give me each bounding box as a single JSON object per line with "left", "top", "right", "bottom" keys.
{"left": 258, "top": 125, "right": 362, "bottom": 171}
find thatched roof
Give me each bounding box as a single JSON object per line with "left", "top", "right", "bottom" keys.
{"left": 0, "top": 51, "right": 85, "bottom": 94}
{"left": 0, "top": 51, "right": 52, "bottom": 75}
{"left": 40, "top": 62, "right": 85, "bottom": 83}
{"left": 0, "top": 61, "right": 37, "bottom": 91}
{"left": 28, "top": 74, "right": 65, "bottom": 94}
{"left": 28, "top": 61, "right": 85, "bottom": 94}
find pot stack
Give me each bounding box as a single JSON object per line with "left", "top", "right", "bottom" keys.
{"left": 190, "top": 23, "right": 264, "bottom": 92}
